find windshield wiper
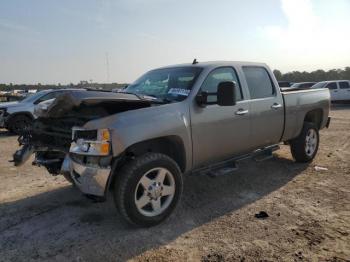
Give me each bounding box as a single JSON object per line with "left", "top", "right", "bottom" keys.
{"left": 117, "top": 91, "right": 144, "bottom": 100}
{"left": 141, "top": 94, "right": 173, "bottom": 104}
{"left": 118, "top": 91, "right": 172, "bottom": 104}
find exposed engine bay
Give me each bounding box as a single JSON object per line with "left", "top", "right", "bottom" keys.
{"left": 13, "top": 90, "right": 154, "bottom": 175}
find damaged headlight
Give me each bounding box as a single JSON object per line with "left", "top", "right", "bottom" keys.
{"left": 70, "top": 128, "right": 111, "bottom": 156}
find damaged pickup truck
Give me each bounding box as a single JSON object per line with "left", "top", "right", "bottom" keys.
{"left": 14, "top": 61, "right": 331, "bottom": 227}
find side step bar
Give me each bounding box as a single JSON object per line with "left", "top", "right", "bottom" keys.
{"left": 191, "top": 144, "right": 280, "bottom": 177}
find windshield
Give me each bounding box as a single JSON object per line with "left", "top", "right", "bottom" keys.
{"left": 311, "top": 82, "right": 327, "bottom": 89}
{"left": 124, "top": 67, "right": 202, "bottom": 102}
{"left": 21, "top": 90, "right": 49, "bottom": 103}
{"left": 291, "top": 82, "right": 314, "bottom": 88}
{"left": 290, "top": 83, "right": 299, "bottom": 87}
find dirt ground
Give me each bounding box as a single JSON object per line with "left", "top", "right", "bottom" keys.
{"left": 0, "top": 105, "right": 349, "bottom": 262}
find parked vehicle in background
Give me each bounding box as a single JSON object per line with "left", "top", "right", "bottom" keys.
{"left": 290, "top": 82, "right": 316, "bottom": 89}
{"left": 14, "top": 61, "right": 331, "bottom": 227}
{"left": 0, "top": 94, "right": 27, "bottom": 103}
{"left": 312, "top": 80, "right": 350, "bottom": 102}
{"left": 278, "top": 81, "right": 293, "bottom": 87}
{"left": 280, "top": 82, "right": 316, "bottom": 92}
{"left": 0, "top": 89, "right": 81, "bottom": 134}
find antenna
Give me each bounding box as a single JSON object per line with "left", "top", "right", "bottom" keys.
{"left": 105, "top": 52, "right": 110, "bottom": 83}
{"left": 192, "top": 58, "right": 198, "bottom": 65}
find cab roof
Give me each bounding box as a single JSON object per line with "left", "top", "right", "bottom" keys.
{"left": 155, "top": 61, "right": 269, "bottom": 70}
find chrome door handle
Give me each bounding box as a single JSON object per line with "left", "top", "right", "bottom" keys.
{"left": 271, "top": 103, "right": 282, "bottom": 109}
{"left": 235, "top": 109, "right": 249, "bottom": 115}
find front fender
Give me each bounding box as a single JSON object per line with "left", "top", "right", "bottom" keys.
{"left": 83, "top": 102, "right": 193, "bottom": 172}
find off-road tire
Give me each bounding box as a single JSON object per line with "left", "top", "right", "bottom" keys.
{"left": 113, "top": 153, "right": 183, "bottom": 227}
{"left": 290, "top": 122, "right": 319, "bottom": 163}
{"left": 7, "top": 114, "right": 32, "bottom": 135}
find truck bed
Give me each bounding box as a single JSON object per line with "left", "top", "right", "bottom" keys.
{"left": 281, "top": 88, "right": 330, "bottom": 142}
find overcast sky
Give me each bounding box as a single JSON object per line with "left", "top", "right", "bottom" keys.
{"left": 0, "top": 0, "right": 349, "bottom": 84}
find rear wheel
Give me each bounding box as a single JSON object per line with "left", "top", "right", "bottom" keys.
{"left": 290, "top": 122, "right": 319, "bottom": 163}
{"left": 113, "top": 153, "right": 183, "bottom": 227}
{"left": 8, "top": 115, "right": 32, "bottom": 135}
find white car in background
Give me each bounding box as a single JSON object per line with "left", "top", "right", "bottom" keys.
{"left": 312, "top": 80, "right": 350, "bottom": 102}
{"left": 290, "top": 82, "right": 316, "bottom": 89}
{"left": 0, "top": 89, "right": 81, "bottom": 134}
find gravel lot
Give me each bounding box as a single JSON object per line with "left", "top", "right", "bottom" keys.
{"left": 0, "top": 105, "right": 349, "bottom": 262}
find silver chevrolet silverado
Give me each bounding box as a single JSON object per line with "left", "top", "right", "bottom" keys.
{"left": 14, "top": 61, "right": 331, "bottom": 227}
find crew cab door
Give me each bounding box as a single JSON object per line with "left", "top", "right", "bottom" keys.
{"left": 191, "top": 67, "right": 251, "bottom": 168}
{"left": 241, "top": 66, "right": 284, "bottom": 148}
{"left": 325, "top": 82, "right": 339, "bottom": 101}
{"left": 339, "top": 81, "right": 350, "bottom": 100}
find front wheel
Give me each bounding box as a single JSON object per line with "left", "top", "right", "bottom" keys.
{"left": 113, "top": 153, "right": 183, "bottom": 227}
{"left": 290, "top": 122, "right": 319, "bottom": 163}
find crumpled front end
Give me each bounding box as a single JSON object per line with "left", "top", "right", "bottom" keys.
{"left": 62, "top": 155, "right": 111, "bottom": 197}
{"left": 12, "top": 90, "right": 153, "bottom": 197}
{"left": 64, "top": 127, "right": 114, "bottom": 196}
{"left": 14, "top": 124, "right": 115, "bottom": 197}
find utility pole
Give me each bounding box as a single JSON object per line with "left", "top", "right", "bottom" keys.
{"left": 105, "top": 52, "right": 110, "bottom": 83}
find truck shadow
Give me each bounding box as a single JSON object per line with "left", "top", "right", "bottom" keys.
{"left": 0, "top": 155, "right": 308, "bottom": 261}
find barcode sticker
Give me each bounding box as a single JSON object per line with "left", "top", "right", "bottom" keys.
{"left": 168, "top": 88, "right": 191, "bottom": 96}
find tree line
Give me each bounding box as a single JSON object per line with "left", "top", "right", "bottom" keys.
{"left": 0, "top": 82, "right": 127, "bottom": 92}
{"left": 1, "top": 67, "right": 350, "bottom": 91}
{"left": 273, "top": 67, "right": 350, "bottom": 83}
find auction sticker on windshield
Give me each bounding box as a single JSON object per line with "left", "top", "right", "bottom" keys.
{"left": 168, "top": 88, "right": 191, "bottom": 96}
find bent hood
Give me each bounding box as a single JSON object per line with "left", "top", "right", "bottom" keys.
{"left": 36, "top": 90, "right": 154, "bottom": 118}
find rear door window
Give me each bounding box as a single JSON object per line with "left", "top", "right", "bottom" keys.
{"left": 339, "top": 81, "right": 350, "bottom": 89}
{"left": 326, "top": 82, "right": 338, "bottom": 90}
{"left": 242, "top": 67, "right": 275, "bottom": 99}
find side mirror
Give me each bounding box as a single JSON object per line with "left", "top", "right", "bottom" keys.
{"left": 196, "top": 81, "right": 236, "bottom": 107}
{"left": 217, "top": 81, "right": 236, "bottom": 106}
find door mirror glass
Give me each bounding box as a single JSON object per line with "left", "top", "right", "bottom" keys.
{"left": 217, "top": 81, "right": 236, "bottom": 106}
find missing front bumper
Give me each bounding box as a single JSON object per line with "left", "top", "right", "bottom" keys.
{"left": 65, "top": 157, "right": 111, "bottom": 197}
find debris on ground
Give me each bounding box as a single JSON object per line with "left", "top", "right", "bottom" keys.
{"left": 314, "top": 166, "right": 328, "bottom": 171}
{"left": 254, "top": 211, "right": 269, "bottom": 219}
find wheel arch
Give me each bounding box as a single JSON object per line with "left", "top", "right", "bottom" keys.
{"left": 107, "top": 136, "right": 186, "bottom": 192}
{"left": 5, "top": 111, "right": 34, "bottom": 127}
{"left": 303, "top": 109, "right": 323, "bottom": 129}
{"left": 123, "top": 136, "right": 186, "bottom": 172}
